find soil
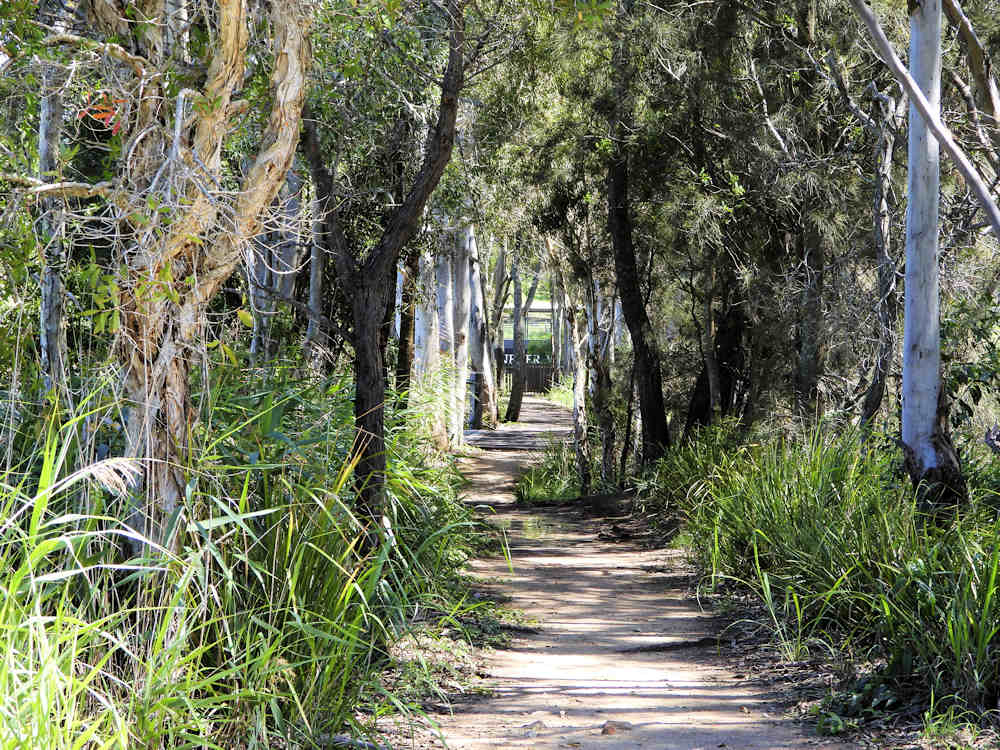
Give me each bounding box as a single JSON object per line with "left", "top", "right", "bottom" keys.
{"left": 379, "top": 396, "right": 859, "bottom": 750}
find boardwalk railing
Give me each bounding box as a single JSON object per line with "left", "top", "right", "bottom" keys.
{"left": 501, "top": 364, "right": 556, "bottom": 395}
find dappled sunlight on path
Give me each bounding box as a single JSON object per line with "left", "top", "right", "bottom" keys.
{"left": 431, "top": 397, "right": 854, "bottom": 749}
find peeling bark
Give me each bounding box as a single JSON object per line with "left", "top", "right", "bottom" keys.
{"left": 468, "top": 226, "right": 498, "bottom": 428}
{"left": 38, "top": 61, "right": 67, "bottom": 396}
{"left": 118, "top": 0, "right": 312, "bottom": 548}
{"left": 453, "top": 228, "right": 472, "bottom": 441}
{"left": 567, "top": 297, "right": 592, "bottom": 496}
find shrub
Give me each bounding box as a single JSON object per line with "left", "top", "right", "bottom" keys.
{"left": 655, "top": 423, "right": 1000, "bottom": 714}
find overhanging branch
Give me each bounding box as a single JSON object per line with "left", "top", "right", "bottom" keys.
{"left": 850, "top": 0, "right": 1000, "bottom": 239}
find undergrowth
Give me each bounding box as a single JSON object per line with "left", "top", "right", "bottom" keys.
{"left": 646, "top": 420, "right": 1000, "bottom": 726}
{"left": 514, "top": 437, "right": 580, "bottom": 504}
{"left": 0, "top": 363, "right": 476, "bottom": 749}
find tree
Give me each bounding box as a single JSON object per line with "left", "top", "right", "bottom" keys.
{"left": 304, "top": 0, "right": 466, "bottom": 517}
{"left": 5, "top": 0, "right": 313, "bottom": 547}
{"left": 607, "top": 0, "right": 670, "bottom": 464}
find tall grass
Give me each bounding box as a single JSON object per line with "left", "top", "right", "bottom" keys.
{"left": 515, "top": 437, "right": 580, "bottom": 504}
{"left": 655, "top": 422, "right": 1000, "bottom": 714}
{"left": 0, "top": 364, "right": 474, "bottom": 748}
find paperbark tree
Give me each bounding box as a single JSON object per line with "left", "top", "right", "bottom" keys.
{"left": 37, "top": 59, "right": 67, "bottom": 396}
{"left": 452, "top": 227, "right": 472, "bottom": 441}
{"left": 566, "top": 287, "right": 592, "bottom": 496}
{"left": 395, "top": 248, "right": 420, "bottom": 405}
{"left": 468, "top": 226, "right": 498, "bottom": 427}
{"left": 6, "top": 1, "right": 314, "bottom": 547}
{"left": 248, "top": 172, "right": 304, "bottom": 362}
{"left": 436, "top": 239, "right": 458, "bottom": 441}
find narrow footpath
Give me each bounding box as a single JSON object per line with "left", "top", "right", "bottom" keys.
{"left": 430, "top": 396, "right": 855, "bottom": 750}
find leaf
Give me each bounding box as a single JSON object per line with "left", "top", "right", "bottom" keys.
{"left": 220, "top": 342, "right": 239, "bottom": 366}
{"left": 237, "top": 309, "right": 254, "bottom": 328}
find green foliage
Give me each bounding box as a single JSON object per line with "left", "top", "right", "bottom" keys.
{"left": 0, "top": 366, "right": 475, "bottom": 748}
{"left": 651, "top": 424, "right": 1000, "bottom": 714}
{"left": 515, "top": 437, "right": 580, "bottom": 504}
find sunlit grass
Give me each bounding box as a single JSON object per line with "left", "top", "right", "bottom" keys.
{"left": 0, "top": 360, "right": 476, "bottom": 748}
{"left": 653, "top": 420, "right": 1000, "bottom": 717}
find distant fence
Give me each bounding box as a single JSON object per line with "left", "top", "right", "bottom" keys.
{"left": 502, "top": 363, "right": 556, "bottom": 394}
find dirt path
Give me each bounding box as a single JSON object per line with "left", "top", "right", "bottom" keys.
{"left": 432, "top": 396, "right": 856, "bottom": 750}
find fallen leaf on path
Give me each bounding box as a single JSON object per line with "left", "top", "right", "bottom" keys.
{"left": 601, "top": 720, "right": 633, "bottom": 735}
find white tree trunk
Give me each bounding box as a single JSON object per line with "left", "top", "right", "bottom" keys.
{"left": 394, "top": 267, "right": 404, "bottom": 340}
{"left": 452, "top": 228, "right": 472, "bottom": 443}
{"left": 436, "top": 243, "right": 457, "bottom": 444}
{"left": 468, "top": 225, "right": 498, "bottom": 427}
{"left": 38, "top": 62, "right": 67, "bottom": 395}
{"left": 612, "top": 297, "right": 624, "bottom": 362}
{"left": 413, "top": 250, "right": 448, "bottom": 447}
{"left": 902, "top": 0, "right": 943, "bottom": 478}
{"left": 568, "top": 300, "right": 591, "bottom": 496}
{"left": 249, "top": 171, "right": 302, "bottom": 361}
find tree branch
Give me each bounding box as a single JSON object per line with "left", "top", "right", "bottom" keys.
{"left": 850, "top": 0, "right": 1000, "bottom": 238}
{"left": 41, "top": 32, "right": 149, "bottom": 76}
{"left": 943, "top": 0, "right": 1000, "bottom": 127}
{"left": 3, "top": 173, "right": 116, "bottom": 199}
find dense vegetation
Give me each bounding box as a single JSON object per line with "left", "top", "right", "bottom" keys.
{"left": 1, "top": 0, "right": 1000, "bottom": 745}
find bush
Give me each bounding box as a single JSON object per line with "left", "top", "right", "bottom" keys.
{"left": 654, "top": 423, "right": 1000, "bottom": 714}
{"left": 0, "top": 368, "right": 473, "bottom": 748}
{"left": 515, "top": 438, "right": 580, "bottom": 504}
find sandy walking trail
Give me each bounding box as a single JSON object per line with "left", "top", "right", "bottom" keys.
{"left": 432, "top": 396, "right": 855, "bottom": 750}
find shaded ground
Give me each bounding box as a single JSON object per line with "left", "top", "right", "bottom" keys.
{"left": 382, "top": 396, "right": 857, "bottom": 749}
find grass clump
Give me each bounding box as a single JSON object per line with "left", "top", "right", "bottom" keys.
{"left": 0, "top": 367, "right": 476, "bottom": 749}
{"left": 542, "top": 376, "right": 574, "bottom": 410}
{"left": 654, "top": 422, "right": 1000, "bottom": 719}
{"left": 515, "top": 438, "right": 580, "bottom": 504}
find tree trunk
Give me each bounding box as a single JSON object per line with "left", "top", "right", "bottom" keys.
{"left": 115, "top": 0, "right": 311, "bottom": 551}
{"left": 352, "top": 285, "right": 388, "bottom": 519}
{"left": 413, "top": 251, "right": 449, "bottom": 447}
{"left": 491, "top": 239, "right": 509, "bottom": 394}
{"left": 505, "top": 260, "right": 526, "bottom": 422}
{"left": 608, "top": 0, "right": 670, "bottom": 464}
{"left": 860, "top": 96, "right": 903, "bottom": 429}
{"left": 436, "top": 243, "right": 457, "bottom": 443}
{"left": 901, "top": 0, "right": 965, "bottom": 504}
{"left": 249, "top": 171, "right": 302, "bottom": 362}
{"left": 304, "top": 0, "right": 464, "bottom": 515}
{"left": 305, "top": 193, "right": 327, "bottom": 365}
{"left": 468, "top": 226, "right": 498, "bottom": 427}
{"left": 552, "top": 289, "right": 563, "bottom": 374}
{"left": 567, "top": 300, "right": 592, "bottom": 496}
{"left": 795, "top": 227, "right": 825, "bottom": 417}
{"left": 701, "top": 263, "right": 722, "bottom": 423}
{"left": 38, "top": 61, "right": 67, "bottom": 396}
{"left": 452, "top": 228, "right": 472, "bottom": 441}
{"left": 395, "top": 249, "right": 419, "bottom": 406}
{"left": 585, "top": 278, "right": 615, "bottom": 485}
{"left": 608, "top": 134, "right": 670, "bottom": 464}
